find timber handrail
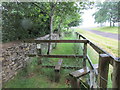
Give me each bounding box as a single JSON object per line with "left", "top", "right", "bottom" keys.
{"left": 25, "top": 33, "right": 119, "bottom": 88}
{"left": 24, "top": 39, "right": 88, "bottom": 43}
{"left": 76, "top": 32, "right": 120, "bottom": 88}
{"left": 28, "top": 54, "right": 84, "bottom": 58}
{"left": 76, "top": 32, "right": 118, "bottom": 63}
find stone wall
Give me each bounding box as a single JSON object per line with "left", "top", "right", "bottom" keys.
{"left": 1, "top": 34, "right": 59, "bottom": 85}
{"left": 1, "top": 43, "right": 37, "bottom": 83}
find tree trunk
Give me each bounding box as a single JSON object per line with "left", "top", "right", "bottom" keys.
{"left": 47, "top": 15, "right": 53, "bottom": 55}
{"left": 113, "top": 22, "right": 115, "bottom": 27}
{"left": 110, "top": 21, "right": 112, "bottom": 27}
{"left": 67, "top": 27, "right": 69, "bottom": 31}
{"left": 58, "top": 19, "right": 62, "bottom": 36}
{"left": 110, "top": 15, "right": 112, "bottom": 27}
{"left": 47, "top": 3, "right": 56, "bottom": 55}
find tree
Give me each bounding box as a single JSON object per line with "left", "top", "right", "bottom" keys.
{"left": 2, "top": 2, "right": 50, "bottom": 42}
{"left": 93, "top": 2, "right": 119, "bottom": 27}
{"left": 2, "top": 1, "right": 94, "bottom": 43}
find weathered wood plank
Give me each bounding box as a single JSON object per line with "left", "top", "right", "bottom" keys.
{"left": 76, "top": 32, "right": 86, "bottom": 39}
{"left": 24, "top": 40, "right": 88, "bottom": 43}
{"left": 112, "top": 60, "right": 120, "bottom": 88}
{"left": 28, "top": 54, "right": 83, "bottom": 58}
{"left": 87, "top": 55, "right": 94, "bottom": 70}
{"left": 36, "top": 40, "right": 88, "bottom": 43}
{"left": 69, "top": 67, "right": 90, "bottom": 78}
{"left": 42, "top": 65, "right": 81, "bottom": 69}
{"left": 76, "top": 32, "right": 115, "bottom": 66}
{"left": 69, "top": 64, "right": 98, "bottom": 78}
{"left": 83, "top": 42, "right": 87, "bottom": 67}
{"left": 89, "top": 64, "right": 98, "bottom": 88}
{"left": 55, "top": 59, "right": 63, "bottom": 82}
{"left": 69, "top": 76, "right": 80, "bottom": 88}
{"left": 55, "top": 59, "right": 63, "bottom": 71}
{"left": 90, "top": 69, "right": 96, "bottom": 88}
{"left": 98, "top": 54, "right": 110, "bottom": 88}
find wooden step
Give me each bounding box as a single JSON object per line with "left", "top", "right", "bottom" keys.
{"left": 54, "top": 59, "right": 63, "bottom": 82}
{"left": 69, "top": 67, "right": 90, "bottom": 78}
{"left": 55, "top": 59, "right": 63, "bottom": 71}
{"left": 69, "top": 64, "right": 98, "bottom": 78}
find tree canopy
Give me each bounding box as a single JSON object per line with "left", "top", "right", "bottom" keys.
{"left": 93, "top": 2, "right": 119, "bottom": 27}
{"left": 2, "top": 1, "right": 94, "bottom": 42}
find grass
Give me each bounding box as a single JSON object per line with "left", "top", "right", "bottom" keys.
{"left": 3, "top": 34, "right": 83, "bottom": 88}
{"left": 74, "top": 28, "right": 118, "bottom": 88}
{"left": 92, "top": 26, "right": 118, "bottom": 34}
{"left": 3, "top": 30, "right": 115, "bottom": 88}
{"left": 75, "top": 28, "right": 119, "bottom": 57}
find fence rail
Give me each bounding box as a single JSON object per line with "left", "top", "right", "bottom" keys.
{"left": 76, "top": 32, "right": 120, "bottom": 88}
{"left": 24, "top": 39, "right": 88, "bottom": 43}
{"left": 25, "top": 32, "right": 120, "bottom": 88}
{"left": 28, "top": 54, "right": 84, "bottom": 58}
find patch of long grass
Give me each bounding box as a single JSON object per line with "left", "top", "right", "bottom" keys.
{"left": 75, "top": 28, "right": 119, "bottom": 57}
{"left": 74, "top": 28, "right": 115, "bottom": 88}
{"left": 4, "top": 32, "right": 82, "bottom": 88}
{"left": 92, "top": 26, "right": 118, "bottom": 34}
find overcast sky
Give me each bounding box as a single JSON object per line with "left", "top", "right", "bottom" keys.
{"left": 79, "top": 8, "right": 99, "bottom": 28}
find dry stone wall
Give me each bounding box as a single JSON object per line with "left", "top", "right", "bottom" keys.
{"left": 1, "top": 34, "right": 59, "bottom": 84}
{"left": 1, "top": 43, "right": 37, "bottom": 83}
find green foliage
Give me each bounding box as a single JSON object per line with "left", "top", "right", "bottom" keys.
{"left": 3, "top": 34, "right": 82, "bottom": 88}
{"left": 2, "top": 2, "right": 50, "bottom": 42}
{"left": 93, "top": 2, "right": 119, "bottom": 26}
{"left": 2, "top": 2, "right": 94, "bottom": 42}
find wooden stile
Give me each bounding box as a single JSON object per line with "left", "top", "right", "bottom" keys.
{"left": 24, "top": 32, "right": 120, "bottom": 88}
{"left": 69, "top": 64, "right": 98, "bottom": 88}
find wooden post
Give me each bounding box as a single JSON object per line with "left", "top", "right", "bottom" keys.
{"left": 89, "top": 69, "right": 97, "bottom": 88}
{"left": 98, "top": 54, "right": 110, "bottom": 88}
{"left": 79, "top": 35, "right": 81, "bottom": 40}
{"left": 36, "top": 44, "right": 42, "bottom": 65}
{"left": 83, "top": 42, "right": 87, "bottom": 68}
{"left": 112, "top": 60, "right": 120, "bottom": 88}
{"left": 54, "top": 34, "right": 58, "bottom": 49}
{"left": 54, "top": 59, "right": 63, "bottom": 82}
{"left": 76, "top": 32, "right": 79, "bottom": 39}
{"left": 70, "top": 77, "right": 80, "bottom": 88}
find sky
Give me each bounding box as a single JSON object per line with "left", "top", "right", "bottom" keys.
{"left": 79, "top": 8, "right": 99, "bottom": 28}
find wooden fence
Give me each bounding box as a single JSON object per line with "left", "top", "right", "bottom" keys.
{"left": 76, "top": 32, "right": 120, "bottom": 88}
{"left": 25, "top": 32, "right": 120, "bottom": 88}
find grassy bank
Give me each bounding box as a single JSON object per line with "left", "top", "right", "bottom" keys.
{"left": 75, "top": 28, "right": 119, "bottom": 57}
{"left": 74, "top": 28, "right": 117, "bottom": 87}
{"left": 3, "top": 35, "right": 83, "bottom": 88}
{"left": 3, "top": 31, "right": 114, "bottom": 88}
{"left": 92, "top": 27, "right": 118, "bottom": 34}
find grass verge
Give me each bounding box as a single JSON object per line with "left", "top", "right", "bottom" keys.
{"left": 74, "top": 28, "right": 117, "bottom": 88}
{"left": 3, "top": 35, "right": 82, "bottom": 88}
{"left": 75, "top": 28, "right": 119, "bottom": 57}
{"left": 92, "top": 26, "right": 118, "bottom": 34}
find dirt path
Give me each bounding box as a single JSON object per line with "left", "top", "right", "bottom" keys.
{"left": 81, "top": 28, "right": 120, "bottom": 41}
